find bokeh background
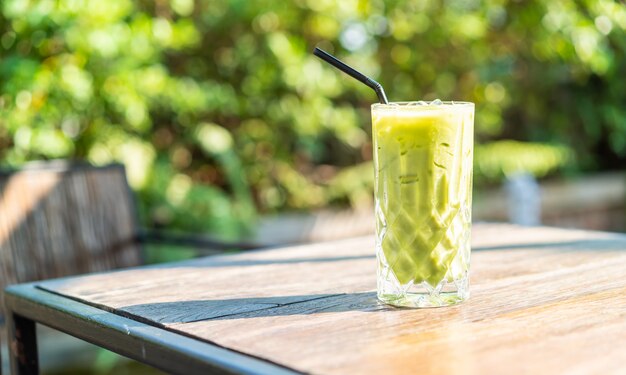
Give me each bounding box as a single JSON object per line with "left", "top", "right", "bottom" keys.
{"left": 1, "top": 1, "right": 626, "bottom": 373}
{"left": 2, "top": 0, "right": 625, "bottom": 240}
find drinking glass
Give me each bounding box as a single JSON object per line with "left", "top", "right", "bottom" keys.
{"left": 372, "top": 101, "right": 474, "bottom": 307}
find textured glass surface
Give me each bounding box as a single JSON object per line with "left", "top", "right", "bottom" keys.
{"left": 372, "top": 102, "right": 474, "bottom": 308}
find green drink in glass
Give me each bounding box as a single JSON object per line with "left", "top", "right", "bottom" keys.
{"left": 372, "top": 101, "right": 474, "bottom": 308}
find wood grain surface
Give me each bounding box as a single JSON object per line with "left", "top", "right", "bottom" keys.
{"left": 39, "top": 224, "right": 626, "bottom": 375}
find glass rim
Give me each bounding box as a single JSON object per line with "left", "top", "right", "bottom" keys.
{"left": 372, "top": 101, "right": 474, "bottom": 110}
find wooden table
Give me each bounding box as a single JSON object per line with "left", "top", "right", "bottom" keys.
{"left": 4, "top": 224, "right": 626, "bottom": 374}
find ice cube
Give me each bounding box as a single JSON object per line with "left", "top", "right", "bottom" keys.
{"left": 430, "top": 99, "right": 443, "bottom": 105}
{"left": 406, "top": 101, "right": 428, "bottom": 106}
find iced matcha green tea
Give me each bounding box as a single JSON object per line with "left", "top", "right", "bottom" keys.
{"left": 372, "top": 101, "right": 474, "bottom": 307}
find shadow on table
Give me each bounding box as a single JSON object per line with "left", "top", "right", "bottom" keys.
{"left": 473, "top": 238, "right": 626, "bottom": 252}
{"left": 162, "top": 237, "right": 626, "bottom": 270}
{"left": 173, "top": 254, "right": 376, "bottom": 268}
{"left": 120, "top": 291, "right": 387, "bottom": 324}
{"left": 144, "top": 232, "right": 626, "bottom": 271}
{"left": 158, "top": 239, "right": 626, "bottom": 272}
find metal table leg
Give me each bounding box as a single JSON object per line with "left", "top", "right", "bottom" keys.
{"left": 6, "top": 312, "right": 38, "bottom": 375}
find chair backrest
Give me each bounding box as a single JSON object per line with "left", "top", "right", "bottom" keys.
{"left": 0, "top": 162, "right": 143, "bottom": 311}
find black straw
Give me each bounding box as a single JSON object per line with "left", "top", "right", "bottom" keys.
{"left": 313, "top": 47, "right": 389, "bottom": 104}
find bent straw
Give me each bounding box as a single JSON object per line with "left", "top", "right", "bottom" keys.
{"left": 313, "top": 47, "right": 389, "bottom": 104}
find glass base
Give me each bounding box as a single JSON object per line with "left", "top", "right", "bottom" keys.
{"left": 377, "top": 275, "right": 469, "bottom": 308}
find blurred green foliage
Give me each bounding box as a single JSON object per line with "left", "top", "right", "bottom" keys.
{"left": 1, "top": 0, "right": 625, "bottom": 236}
{"left": 475, "top": 140, "right": 572, "bottom": 181}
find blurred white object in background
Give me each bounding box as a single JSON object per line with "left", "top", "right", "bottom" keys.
{"left": 506, "top": 172, "right": 541, "bottom": 226}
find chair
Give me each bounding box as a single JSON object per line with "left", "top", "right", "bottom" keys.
{"left": 0, "top": 161, "right": 263, "bottom": 309}
{"left": 0, "top": 161, "right": 261, "bottom": 374}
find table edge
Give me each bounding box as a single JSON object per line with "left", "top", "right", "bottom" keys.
{"left": 3, "top": 283, "right": 301, "bottom": 375}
